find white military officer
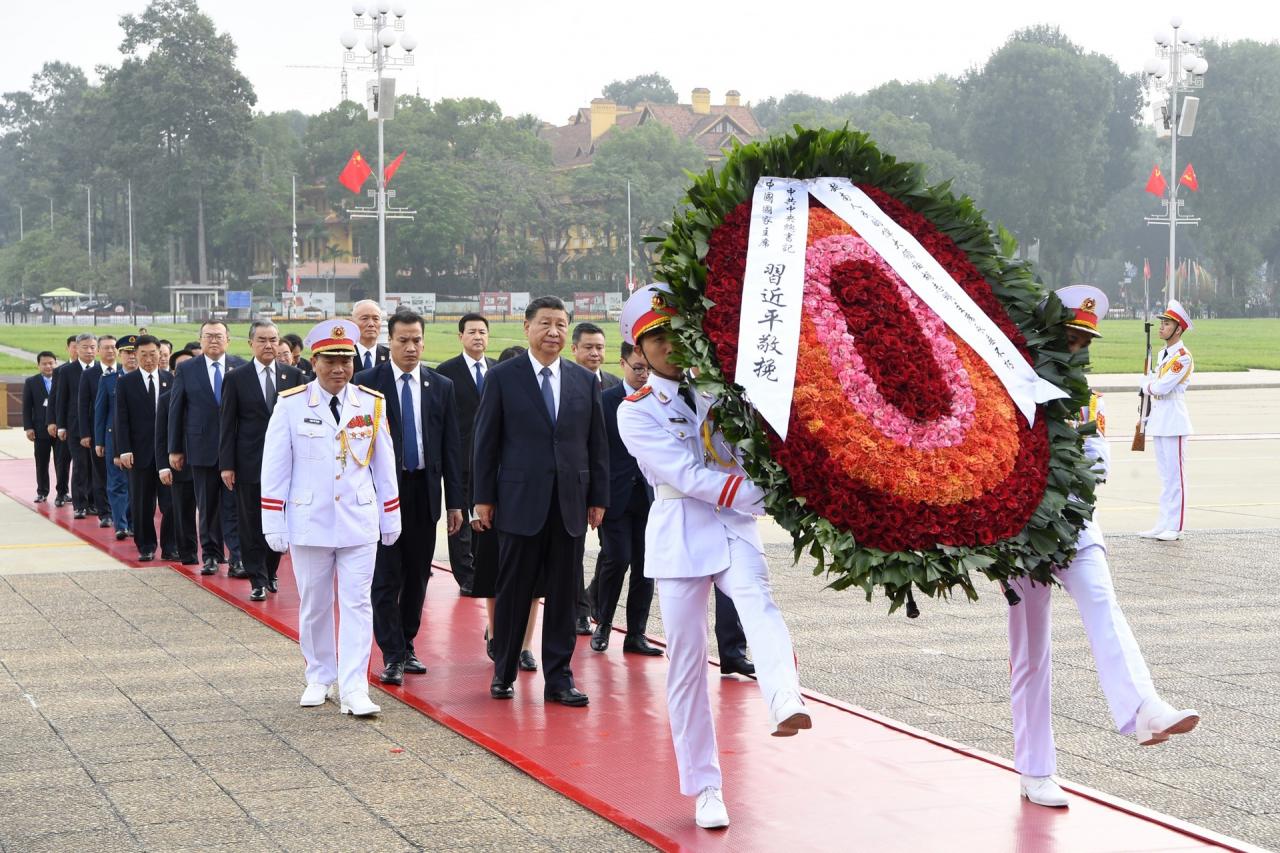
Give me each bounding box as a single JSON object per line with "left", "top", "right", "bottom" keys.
{"left": 615, "top": 283, "right": 810, "bottom": 832}
{"left": 261, "top": 320, "right": 401, "bottom": 716}
{"left": 1008, "top": 286, "right": 1198, "bottom": 809}
{"left": 1139, "top": 298, "right": 1195, "bottom": 541}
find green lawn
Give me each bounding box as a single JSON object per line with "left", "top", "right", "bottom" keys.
{"left": 2, "top": 317, "right": 1276, "bottom": 378}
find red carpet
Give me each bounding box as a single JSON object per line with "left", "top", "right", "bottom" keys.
{"left": 0, "top": 459, "right": 1258, "bottom": 852}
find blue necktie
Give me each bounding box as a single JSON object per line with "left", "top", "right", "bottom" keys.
{"left": 212, "top": 361, "right": 222, "bottom": 405}
{"left": 364, "top": 350, "right": 373, "bottom": 371}
{"left": 43, "top": 377, "right": 51, "bottom": 394}
{"left": 474, "top": 362, "right": 485, "bottom": 397}
{"left": 401, "top": 374, "right": 419, "bottom": 470}
{"left": 539, "top": 366, "right": 556, "bottom": 425}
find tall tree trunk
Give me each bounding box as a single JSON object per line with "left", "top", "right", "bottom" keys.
{"left": 196, "top": 186, "right": 208, "bottom": 286}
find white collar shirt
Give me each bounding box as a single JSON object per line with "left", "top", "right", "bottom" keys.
{"left": 395, "top": 364, "right": 425, "bottom": 470}
{"left": 462, "top": 352, "right": 487, "bottom": 385}
{"left": 140, "top": 369, "right": 159, "bottom": 406}
{"left": 205, "top": 355, "right": 227, "bottom": 391}
{"left": 256, "top": 360, "right": 275, "bottom": 399}
{"left": 528, "top": 351, "right": 560, "bottom": 418}
{"left": 356, "top": 343, "right": 378, "bottom": 371}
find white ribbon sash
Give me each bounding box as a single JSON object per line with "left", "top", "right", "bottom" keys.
{"left": 736, "top": 177, "right": 808, "bottom": 440}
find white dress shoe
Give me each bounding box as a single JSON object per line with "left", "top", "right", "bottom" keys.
{"left": 299, "top": 683, "right": 334, "bottom": 707}
{"left": 1020, "top": 775, "right": 1069, "bottom": 808}
{"left": 1135, "top": 697, "right": 1199, "bottom": 745}
{"left": 1136, "top": 528, "right": 1162, "bottom": 539}
{"left": 695, "top": 786, "right": 730, "bottom": 829}
{"left": 1154, "top": 530, "right": 1182, "bottom": 541}
{"left": 770, "top": 689, "right": 812, "bottom": 737}
{"left": 340, "top": 693, "right": 381, "bottom": 717}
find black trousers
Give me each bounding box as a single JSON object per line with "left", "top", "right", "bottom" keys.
{"left": 192, "top": 465, "right": 225, "bottom": 563}
{"left": 53, "top": 436, "right": 70, "bottom": 497}
{"left": 494, "top": 492, "right": 581, "bottom": 691}
{"left": 221, "top": 483, "right": 240, "bottom": 561}
{"left": 70, "top": 441, "right": 93, "bottom": 510}
{"left": 372, "top": 470, "right": 438, "bottom": 665}
{"left": 129, "top": 465, "right": 160, "bottom": 556}
{"left": 169, "top": 478, "right": 198, "bottom": 561}
{"left": 593, "top": 501, "right": 654, "bottom": 636}
{"left": 445, "top": 470, "right": 475, "bottom": 591}
{"left": 33, "top": 435, "right": 53, "bottom": 497}
{"left": 90, "top": 447, "right": 108, "bottom": 516}
{"left": 715, "top": 587, "right": 749, "bottom": 662}
{"left": 234, "top": 480, "right": 280, "bottom": 589}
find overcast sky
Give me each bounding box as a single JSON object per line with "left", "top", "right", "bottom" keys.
{"left": 2, "top": 1, "right": 1275, "bottom": 123}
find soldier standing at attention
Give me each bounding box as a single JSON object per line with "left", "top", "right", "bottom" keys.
{"left": 1138, "top": 298, "right": 1195, "bottom": 542}
{"left": 615, "top": 283, "right": 810, "bottom": 831}
{"left": 261, "top": 320, "right": 401, "bottom": 717}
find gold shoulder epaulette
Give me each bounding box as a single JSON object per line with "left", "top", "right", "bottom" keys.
{"left": 624, "top": 386, "right": 652, "bottom": 403}
{"left": 357, "top": 384, "right": 385, "bottom": 399}
{"left": 279, "top": 385, "right": 307, "bottom": 398}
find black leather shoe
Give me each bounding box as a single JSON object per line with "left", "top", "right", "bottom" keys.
{"left": 137, "top": 552, "right": 154, "bottom": 562}
{"left": 228, "top": 562, "right": 249, "bottom": 579}
{"left": 490, "top": 679, "right": 514, "bottom": 700}
{"left": 161, "top": 551, "right": 179, "bottom": 561}
{"left": 115, "top": 529, "right": 128, "bottom": 541}
{"left": 73, "top": 509, "right": 86, "bottom": 519}
{"left": 379, "top": 662, "right": 404, "bottom": 685}
{"left": 200, "top": 558, "right": 218, "bottom": 576}
{"left": 545, "top": 687, "right": 589, "bottom": 707}
{"left": 402, "top": 655, "right": 427, "bottom": 674}
{"left": 484, "top": 628, "right": 494, "bottom": 662}
{"left": 88, "top": 508, "right": 100, "bottom": 516}
{"left": 575, "top": 616, "right": 592, "bottom": 636}
{"left": 267, "top": 578, "right": 278, "bottom": 593}
{"left": 54, "top": 495, "right": 67, "bottom": 507}
{"left": 519, "top": 650, "right": 537, "bottom": 672}
{"left": 720, "top": 657, "right": 756, "bottom": 677}
{"left": 590, "top": 625, "right": 610, "bottom": 652}
{"left": 249, "top": 587, "right": 266, "bottom": 602}
{"left": 623, "top": 635, "right": 663, "bottom": 656}
{"left": 98, "top": 517, "right": 112, "bottom": 528}
{"left": 458, "top": 585, "right": 473, "bottom": 596}
{"left": 34, "top": 494, "right": 47, "bottom": 503}
{"left": 181, "top": 556, "right": 199, "bottom": 566}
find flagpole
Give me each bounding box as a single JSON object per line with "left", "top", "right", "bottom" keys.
{"left": 128, "top": 179, "right": 135, "bottom": 324}
{"left": 626, "top": 180, "right": 633, "bottom": 292}
{"left": 291, "top": 174, "right": 298, "bottom": 322}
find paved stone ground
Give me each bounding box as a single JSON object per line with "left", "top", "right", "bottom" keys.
{"left": 0, "top": 568, "right": 652, "bottom": 853}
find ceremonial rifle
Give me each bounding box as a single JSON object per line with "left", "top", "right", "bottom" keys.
{"left": 1132, "top": 316, "right": 1153, "bottom": 451}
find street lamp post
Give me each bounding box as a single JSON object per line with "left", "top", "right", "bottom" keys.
{"left": 1142, "top": 17, "right": 1208, "bottom": 305}
{"left": 340, "top": 1, "right": 418, "bottom": 312}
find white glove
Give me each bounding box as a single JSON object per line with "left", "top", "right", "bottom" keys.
{"left": 265, "top": 534, "right": 289, "bottom": 553}
{"left": 736, "top": 481, "right": 768, "bottom": 516}
{"left": 381, "top": 531, "right": 400, "bottom": 547}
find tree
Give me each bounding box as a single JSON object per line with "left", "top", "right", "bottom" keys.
{"left": 602, "top": 73, "right": 677, "bottom": 107}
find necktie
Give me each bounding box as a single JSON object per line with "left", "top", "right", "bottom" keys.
{"left": 539, "top": 366, "right": 556, "bottom": 424}
{"left": 329, "top": 394, "right": 341, "bottom": 424}
{"left": 598, "top": 374, "right": 604, "bottom": 389}
{"left": 363, "top": 350, "right": 373, "bottom": 371}
{"left": 473, "top": 362, "right": 485, "bottom": 397}
{"left": 263, "top": 367, "right": 276, "bottom": 412}
{"left": 147, "top": 374, "right": 155, "bottom": 411}
{"left": 401, "top": 374, "right": 419, "bottom": 470}
{"left": 678, "top": 383, "right": 697, "bottom": 412}
{"left": 212, "top": 361, "right": 222, "bottom": 405}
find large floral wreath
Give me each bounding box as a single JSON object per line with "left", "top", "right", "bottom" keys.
{"left": 651, "top": 128, "right": 1098, "bottom": 612}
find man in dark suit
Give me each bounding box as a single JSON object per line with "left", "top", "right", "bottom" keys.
{"left": 22, "top": 351, "right": 58, "bottom": 502}
{"left": 282, "top": 333, "right": 312, "bottom": 377}
{"left": 168, "top": 320, "right": 248, "bottom": 576}
{"left": 355, "top": 308, "right": 465, "bottom": 684}
{"left": 95, "top": 336, "right": 137, "bottom": 540}
{"left": 47, "top": 336, "right": 77, "bottom": 505}
{"left": 590, "top": 342, "right": 661, "bottom": 656}
{"left": 351, "top": 299, "right": 390, "bottom": 372}
{"left": 55, "top": 333, "right": 98, "bottom": 519}
{"left": 219, "top": 322, "right": 305, "bottom": 600}
{"left": 472, "top": 295, "right": 609, "bottom": 707}
{"left": 434, "top": 312, "right": 494, "bottom": 594}
{"left": 79, "top": 334, "right": 119, "bottom": 526}
{"left": 157, "top": 349, "right": 198, "bottom": 564}
{"left": 115, "top": 335, "right": 171, "bottom": 561}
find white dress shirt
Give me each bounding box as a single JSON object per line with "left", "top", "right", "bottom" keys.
{"left": 462, "top": 352, "right": 487, "bottom": 387}
{"left": 528, "top": 351, "right": 560, "bottom": 417}
{"left": 257, "top": 359, "right": 275, "bottom": 401}
{"left": 140, "top": 369, "right": 160, "bottom": 409}
{"left": 396, "top": 365, "right": 425, "bottom": 470}
{"left": 205, "top": 355, "right": 227, "bottom": 392}
{"left": 356, "top": 343, "right": 379, "bottom": 371}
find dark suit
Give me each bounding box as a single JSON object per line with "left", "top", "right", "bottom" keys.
{"left": 592, "top": 381, "right": 655, "bottom": 636}
{"left": 434, "top": 352, "right": 495, "bottom": 592}
{"left": 577, "top": 370, "right": 622, "bottom": 618}
{"left": 48, "top": 363, "right": 70, "bottom": 499}
{"left": 54, "top": 359, "right": 94, "bottom": 511}
{"left": 168, "top": 354, "right": 247, "bottom": 565}
{"left": 472, "top": 354, "right": 609, "bottom": 691}
{"left": 79, "top": 363, "right": 111, "bottom": 517}
{"left": 354, "top": 343, "right": 390, "bottom": 373}
{"left": 115, "top": 369, "right": 172, "bottom": 556}
{"left": 219, "top": 360, "right": 304, "bottom": 588}
{"left": 94, "top": 368, "right": 131, "bottom": 532}
{"left": 156, "top": 390, "right": 197, "bottom": 562}
{"left": 22, "top": 373, "right": 54, "bottom": 498}
{"left": 354, "top": 361, "right": 464, "bottom": 666}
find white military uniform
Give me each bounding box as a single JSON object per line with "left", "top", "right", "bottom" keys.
{"left": 1144, "top": 340, "right": 1194, "bottom": 534}
{"left": 617, "top": 371, "right": 804, "bottom": 797}
{"left": 261, "top": 380, "right": 401, "bottom": 702}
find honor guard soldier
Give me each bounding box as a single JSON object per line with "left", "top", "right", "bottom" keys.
{"left": 615, "top": 283, "right": 810, "bottom": 831}
{"left": 1008, "top": 286, "right": 1198, "bottom": 808}
{"left": 1139, "top": 298, "right": 1195, "bottom": 541}
{"left": 260, "top": 320, "right": 401, "bottom": 716}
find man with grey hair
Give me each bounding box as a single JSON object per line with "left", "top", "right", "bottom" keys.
{"left": 351, "top": 300, "right": 390, "bottom": 372}
{"left": 54, "top": 333, "right": 98, "bottom": 519}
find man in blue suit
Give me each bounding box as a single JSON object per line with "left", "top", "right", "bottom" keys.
{"left": 168, "top": 320, "right": 247, "bottom": 575}
{"left": 354, "top": 308, "right": 465, "bottom": 684}
{"left": 95, "top": 335, "right": 138, "bottom": 540}
{"left": 472, "top": 295, "right": 609, "bottom": 706}
{"left": 79, "top": 334, "right": 116, "bottom": 525}
{"left": 22, "top": 351, "right": 58, "bottom": 502}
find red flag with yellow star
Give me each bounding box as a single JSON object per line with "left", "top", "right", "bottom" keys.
{"left": 1145, "top": 165, "right": 1167, "bottom": 197}
{"left": 338, "top": 150, "right": 373, "bottom": 194}
{"left": 1179, "top": 163, "right": 1199, "bottom": 192}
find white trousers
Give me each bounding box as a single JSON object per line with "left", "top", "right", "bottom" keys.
{"left": 290, "top": 542, "right": 377, "bottom": 701}
{"left": 1008, "top": 545, "right": 1157, "bottom": 776}
{"left": 656, "top": 534, "right": 801, "bottom": 796}
{"left": 1152, "top": 435, "right": 1187, "bottom": 532}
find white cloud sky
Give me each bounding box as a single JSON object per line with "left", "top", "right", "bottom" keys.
{"left": 2, "top": 1, "right": 1275, "bottom": 123}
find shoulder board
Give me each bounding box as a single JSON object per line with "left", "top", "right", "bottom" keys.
{"left": 279, "top": 385, "right": 308, "bottom": 398}
{"left": 357, "top": 384, "right": 384, "bottom": 399}
{"left": 624, "top": 386, "right": 652, "bottom": 403}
